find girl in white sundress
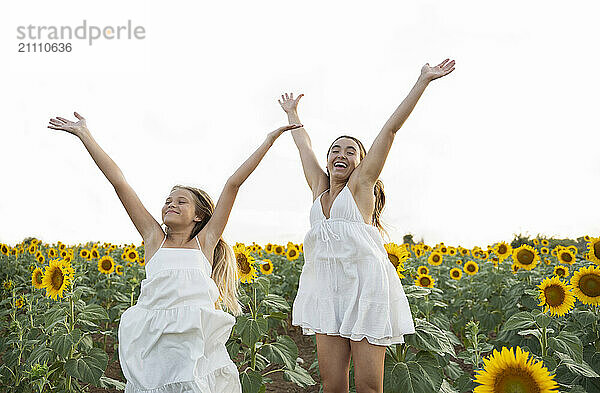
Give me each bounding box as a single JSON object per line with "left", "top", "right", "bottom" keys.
{"left": 47, "top": 112, "right": 302, "bottom": 393}
{"left": 278, "top": 58, "right": 456, "bottom": 392}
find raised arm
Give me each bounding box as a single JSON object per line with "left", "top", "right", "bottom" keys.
{"left": 279, "top": 93, "right": 328, "bottom": 197}
{"left": 47, "top": 112, "right": 162, "bottom": 242}
{"left": 357, "top": 59, "right": 456, "bottom": 185}
{"left": 202, "top": 123, "right": 302, "bottom": 252}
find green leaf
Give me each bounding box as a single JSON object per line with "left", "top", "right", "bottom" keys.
{"left": 405, "top": 319, "right": 455, "bottom": 357}
{"left": 502, "top": 311, "right": 536, "bottom": 331}
{"left": 226, "top": 339, "right": 241, "bottom": 359}
{"left": 26, "top": 344, "right": 52, "bottom": 366}
{"left": 98, "top": 376, "right": 126, "bottom": 389}
{"left": 240, "top": 369, "right": 263, "bottom": 393}
{"left": 64, "top": 347, "right": 108, "bottom": 385}
{"left": 548, "top": 330, "right": 583, "bottom": 364}
{"left": 78, "top": 304, "right": 109, "bottom": 324}
{"left": 44, "top": 306, "right": 66, "bottom": 330}
{"left": 404, "top": 286, "right": 431, "bottom": 299}
{"left": 260, "top": 335, "right": 298, "bottom": 370}
{"left": 254, "top": 276, "right": 270, "bottom": 295}
{"left": 236, "top": 315, "right": 268, "bottom": 347}
{"left": 439, "top": 379, "right": 459, "bottom": 393}
{"left": 261, "top": 294, "right": 290, "bottom": 312}
{"left": 283, "top": 365, "right": 316, "bottom": 387}
{"left": 50, "top": 332, "right": 74, "bottom": 359}
{"left": 534, "top": 312, "right": 551, "bottom": 329}
{"left": 384, "top": 352, "right": 443, "bottom": 393}
{"left": 556, "top": 351, "right": 600, "bottom": 378}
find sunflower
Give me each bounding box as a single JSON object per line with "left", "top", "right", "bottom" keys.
{"left": 138, "top": 257, "right": 145, "bottom": 266}
{"left": 396, "top": 263, "right": 406, "bottom": 279}
{"left": 556, "top": 249, "right": 574, "bottom": 266}
{"left": 463, "top": 260, "right": 479, "bottom": 275}
{"left": 125, "top": 249, "right": 139, "bottom": 262}
{"left": 511, "top": 263, "right": 520, "bottom": 274}
{"left": 264, "top": 243, "right": 274, "bottom": 253}
{"left": 586, "top": 237, "right": 600, "bottom": 264}
{"left": 385, "top": 243, "right": 410, "bottom": 269}
{"left": 48, "top": 248, "right": 58, "bottom": 258}
{"left": 32, "top": 268, "right": 44, "bottom": 289}
{"left": 90, "top": 248, "right": 100, "bottom": 259}
{"left": 41, "top": 259, "right": 73, "bottom": 300}
{"left": 235, "top": 245, "right": 258, "bottom": 283}
{"left": 115, "top": 264, "right": 124, "bottom": 275}
{"left": 415, "top": 274, "right": 434, "bottom": 288}
{"left": 541, "top": 239, "right": 550, "bottom": 247}
{"left": 260, "top": 259, "right": 274, "bottom": 275}
{"left": 79, "top": 249, "right": 90, "bottom": 259}
{"left": 3, "top": 280, "right": 13, "bottom": 290}
{"left": 553, "top": 265, "right": 569, "bottom": 278}
{"left": 60, "top": 250, "right": 68, "bottom": 258}
{"left": 473, "top": 346, "right": 558, "bottom": 393}
{"left": 567, "top": 245, "right": 577, "bottom": 255}
{"left": 460, "top": 248, "right": 470, "bottom": 257}
{"left": 273, "top": 244, "right": 284, "bottom": 255}
{"left": 28, "top": 244, "right": 37, "bottom": 254}
{"left": 513, "top": 245, "right": 540, "bottom": 271}
{"left": 533, "top": 239, "right": 540, "bottom": 246}
{"left": 450, "top": 268, "right": 462, "bottom": 280}
{"left": 14, "top": 296, "right": 25, "bottom": 309}
{"left": 37, "top": 254, "right": 45, "bottom": 264}
{"left": 584, "top": 235, "right": 591, "bottom": 241}
{"left": 569, "top": 265, "right": 600, "bottom": 306}
{"left": 98, "top": 255, "right": 115, "bottom": 274}
{"left": 417, "top": 265, "right": 429, "bottom": 275}
{"left": 286, "top": 247, "right": 300, "bottom": 261}
{"left": 540, "top": 247, "right": 549, "bottom": 255}
{"left": 428, "top": 251, "right": 443, "bottom": 266}
{"left": 0, "top": 244, "right": 10, "bottom": 255}
{"left": 448, "top": 248, "right": 457, "bottom": 256}
{"left": 537, "top": 276, "right": 575, "bottom": 316}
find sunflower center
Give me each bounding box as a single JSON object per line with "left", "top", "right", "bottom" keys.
{"left": 129, "top": 252, "right": 136, "bottom": 259}
{"left": 35, "top": 272, "right": 43, "bottom": 284}
{"left": 579, "top": 274, "right": 600, "bottom": 298}
{"left": 544, "top": 284, "right": 566, "bottom": 307}
{"left": 101, "top": 260, "right": 112, "bottom": 270}
{"left": 560, "top": 253, "right": 572, "bottom": 263}
{"left": 264, "top": 264, "right": 271, "bottom": 271}
{"left": 594, "top": 242, "right": 600, "bottom": 259}
{"left": 420, "top": 276, "right": 431, "bottom": 286}
{"left": 452, "top": 270, "right": 460, "bottom": 277}
{"left": 494, "top": 367, "right": 540, "bottom": 393}
{"left": 388, "top": 253, "right": 400, "bottom": 267}
{"left": 499, "top": 244, "right": 507, "bottom": 254}
{"left": 517, "top": 250, "right": 534, "bottom": 265}
{"left": 51, "top": 269, "right": 64, "bottom": 290}
{"left": 433, "top": 255, "right": 440, "bottom": 263}
{"left": 556, "top": 268, "right": 565, "bottom": 276}
{"left": 289, "top": 250, "right": 297, "bottom": 257}
{"left": 419, "top": 268, "right": 427, "bottom": 274}
{"left": 237, "top": 254, "right": 251, "bottom": 274}
{"left": 467, "top": 264, "right": 476, "bottom": 272}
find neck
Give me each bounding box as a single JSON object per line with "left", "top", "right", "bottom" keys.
{"left": 166, "top": 226, "right": 195, "bottom": 245}
{"left": 328, "top": 179, "right": 347, "bottom": 194}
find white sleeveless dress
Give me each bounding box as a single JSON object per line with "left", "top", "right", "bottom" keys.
{"left": 118, "top": 235, "right": 241, "bottom": 392}
{"left": 292, "top": 185, "right": 415, "bottom": 345}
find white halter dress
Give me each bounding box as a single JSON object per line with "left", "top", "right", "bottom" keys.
{"left": 118, "top": 234, "right": 241, "bottom": 392}
{"left": 292, "top": 185, "right": 415, "bottom": 345}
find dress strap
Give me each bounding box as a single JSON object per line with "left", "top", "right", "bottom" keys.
{"left": 194, "top": 234, "right": 201, "bottom": 249}
{"left": 158, "top": 234, "right": 167, "bottom": 249}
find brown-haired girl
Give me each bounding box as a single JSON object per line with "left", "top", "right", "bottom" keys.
{"left": 279, "top": 59, "right": 455, "bottom": 392}
{"left": 47, "top": 113, "right": 301, "bottom": 392}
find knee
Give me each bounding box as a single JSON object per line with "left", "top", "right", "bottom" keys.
{"left": 355, "top": 379, "right": 382, "bottom": 393}
{"left": 322, "top": 376, "right": 349, "bottom": 393}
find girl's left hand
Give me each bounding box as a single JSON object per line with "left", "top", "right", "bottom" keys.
{"left": 267, "top": 123, "right": 303, "bottom": 142}
{"left": 421, "top": 58, "right": 456, "bottom": 82}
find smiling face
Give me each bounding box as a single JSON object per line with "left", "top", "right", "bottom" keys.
{"left": 161, "top": 188, "right": 201, "bottom": 228}
{"left": 326, "top": 137, "right": 362, "bottom": 181}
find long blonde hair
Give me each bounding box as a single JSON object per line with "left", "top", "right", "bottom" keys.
{"left": 165, "top": 185, "right": 242, "bottom": 315}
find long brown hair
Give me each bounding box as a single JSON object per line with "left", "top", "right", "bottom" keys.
{"left": 326, "top": 136, "right": 388, "bottom": 238}
{"left": 164, "top": 185, "right": 241, "bottom": 315}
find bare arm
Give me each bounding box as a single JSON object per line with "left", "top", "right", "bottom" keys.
{"left": 358, "top": 59, "right": 456, "bottom": 185}
{"left": 202, "top": 123, "right": 302, "bottom": 251}
{"left": 48, "top": 113, "right": 162, "bottom": 242}
{"left": 279, "top": 93, "right": 328, "bottom": 196}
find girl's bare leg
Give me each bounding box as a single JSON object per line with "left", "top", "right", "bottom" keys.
{"left": 350, "top": 338, "right": 386, "bottom": 393}
{"left": 315, "top": 333, "right": 352, "bottom": 393}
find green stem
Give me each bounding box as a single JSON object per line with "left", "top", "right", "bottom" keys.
{"left": 262, "top": 368, "right": 285, "bottom": 376}
{"left": 541, "top": 326, "right": 548, "bottom": 357}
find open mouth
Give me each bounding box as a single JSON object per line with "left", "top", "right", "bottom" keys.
{"left": 333, "top": 162, "right": 348, "bottom": 168}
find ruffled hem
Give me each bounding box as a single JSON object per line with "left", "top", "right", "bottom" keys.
{"left": 293, "top": 321, "right": 408, "bottom": 346}
{"left": 124, "top": 364, "right": 241, "bottom": 393}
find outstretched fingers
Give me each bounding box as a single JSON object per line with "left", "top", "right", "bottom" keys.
{"left": 74, "top": 111, "right": 84, "bottom": 120}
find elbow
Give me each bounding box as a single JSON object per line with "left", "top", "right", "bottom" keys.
{"left": 225, "top": 176, "right": 242, "bottom": 191}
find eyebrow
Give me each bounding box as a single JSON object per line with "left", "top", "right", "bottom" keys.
{"left": 165, "top": 196, "right": 188, "bottom": 201}
{"left": 331, "top": 144, "right": 357, "bottom": 151}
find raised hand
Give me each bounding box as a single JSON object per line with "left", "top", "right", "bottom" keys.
{"left": 420, "top": 59, "right": 456, "bottom": 82}
{"left": 48, "top": 112, "right": 89, "bottom": 138}
{"left": 267, "top": 123, "right": 303, "bottom": 142}
{"left": 278, "top": 93, "right": 304, "bottom": 114}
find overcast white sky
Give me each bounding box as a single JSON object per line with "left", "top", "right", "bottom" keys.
{"left": 1, "top": 0, "right": 599, "bottom": 248}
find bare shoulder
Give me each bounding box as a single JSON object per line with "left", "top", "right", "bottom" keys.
{"left": 143, "top": 228, "right": 166, "bottom": 263}
{"left": 347, "top": 175, "right": 376, "bottom": 225}
{"left": 197, "top": 228, "right": 215, "bottom": 267}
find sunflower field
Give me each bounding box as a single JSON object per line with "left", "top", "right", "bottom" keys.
{"left": 1, "top": 234, "right": 600, "bottom": 393}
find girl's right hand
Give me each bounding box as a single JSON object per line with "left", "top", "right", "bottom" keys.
{"left": 48, "top": 112, "right": 89, "bottom": 138}
{"left": 267, "top": 123, "right": 303, "bottom": 143}
{"left": 278, "top": 92, "right": 304, "bottom": 114}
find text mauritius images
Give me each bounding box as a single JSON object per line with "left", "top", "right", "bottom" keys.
{"left": 16, "top": 20, "right": 145, "bottom": 45}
